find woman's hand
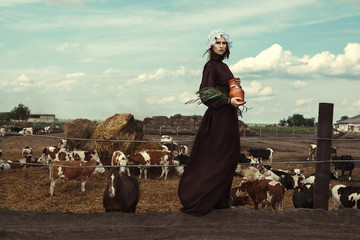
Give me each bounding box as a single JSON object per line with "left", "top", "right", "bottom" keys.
{"left": 230, "top": 97, "right": 246, "bottom": 107}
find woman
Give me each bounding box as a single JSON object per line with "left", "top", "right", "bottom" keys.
{"left": 178, "top": 29, "right": 244, "bottom": 216}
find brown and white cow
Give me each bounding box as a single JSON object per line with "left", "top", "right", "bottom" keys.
{"left": 128, "top": 150, "right": 172, "bottom": 179}
{"left": 0, "top": 155, "right": 38, "bottom": 170}
{"left": 49, "top": 159, "right": 102, "bottom": 196}
{"left": 112, "top": 150, "right": 130, "bottom": 176}
{"left": 307, "top": 144, "right": 337, "bottom": 161}
{"left": 22, "top": 145, "right": 33, "bottom": 157}
{"left": 38, "top": 146, "right": 102, "bottom": 166}
{"left": 237, "top": 179, "right": 285, "bottom": 210}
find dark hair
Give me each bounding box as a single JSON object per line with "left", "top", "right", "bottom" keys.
{"left": 203, "top": 46, "right": 230, "bottom": 60}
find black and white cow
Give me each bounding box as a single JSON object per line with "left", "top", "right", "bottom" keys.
{"left": 331, "top": 184, "right": 360, "bottom": 210}
{"left": 331, "top": 155, "right": 355, "bottom": 181}
{"left": 248, "top": 148, "right": 273, "bottom": 163}
{"left": 292, "top": 183, "right": 314, "bottom": 209}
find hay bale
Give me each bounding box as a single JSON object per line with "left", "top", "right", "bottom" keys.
{"left": 91, "top": 113, "right": 143, "bottom": 165}
{"left": 64, "top": 119, "right": 97, "bottom": 150}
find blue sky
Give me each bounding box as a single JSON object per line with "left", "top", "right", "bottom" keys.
{"left": 1, "top": 0, "right": 359, "bottom": 124}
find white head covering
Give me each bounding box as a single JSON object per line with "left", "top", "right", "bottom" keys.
{"left": 207, "top": 29, "right": 232, "bottom": 50}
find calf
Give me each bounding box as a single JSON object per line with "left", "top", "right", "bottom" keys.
{"left": 331, "top": 155, "right": 355, "bottom": 181}
{"left": 128, "top": 150, "right": 171, "bottom": 179}
{"left": 258, "top": 165, "right": 281, "bottom": 181}
{"left": 44, "top": 126, "right": 51, "bottom": 134}
{"left": 229, "top": 186, "right": 250, "bottom": 207}
{"left": 173, "top": 153, "right": 190, "bottom": 176}
{"left": 178, "top": 145, "right": 189, "bottom": 155}
{"left": 22, "top": 145, "right": 33, "bottom": 157}
{"left": 307, "top": 144, "right": 337, "bottom": 161}
{"left": 0, "top": 128, "right": 5, "bottom": 138}
{"left": 103, "top": 167, "right": 139, "bottom": 213}
{"left": 112, "top": 150, "right": 130, "bottom": 176}
{"left": 235, "top": 165, "right": 263, "bottom": 181}
{"left": 271, "top": 169, "right": 295, "bottom": 190}
{"left": 19, "top": 127, "right": 33, "bottom": 135}
{"left": 332, "top": 184, "right": 360, "bottom": 210}
{"left": 38, "top": 146, "right": 102, "bottom": 169}
{"left": 292, "top": 183, "right": 314, "bottom": 209}
{"left": 0, "top": 155, "right": 38, "bottom": 170}
{"left": 248, "top": 148, "right": 273, "bottom": 163}
{"left": 49, "top": 159, "right": 101, "bottom": 196}
{"left": 238, "top": 179, "right": 285, "bottom": 210}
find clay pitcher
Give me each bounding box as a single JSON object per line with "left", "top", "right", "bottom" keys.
{"left": 227, "top": 78, "right": 245, "bottom": 104}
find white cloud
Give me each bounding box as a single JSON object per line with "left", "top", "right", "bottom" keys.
{"left": 146, "top": 96, "right": 175, "bottom": 105}
{"left": 243, "top": 80, "right": 273, "bottom": 97}
{"left": 231, "top": 43, "right": 360, "bottom": 77}
{"left": 56, "top": 79, "right": 76, "bottom": 91}
{"left": 66, "top": 72, "right": 85, "bottom": 78}
{"left": 56, "top": 42, "right": 83, "bottom": 52}
{"left": 295, "top": 98, "right": 313, "bottom": 106}
{"left": 130, "top": 66, "right": 186, "bottom": 84}
{"left": 179, "top": 92, "right": 196, "bottom": 104}
{"left": 352, "top": 99, "right": 360, "bottom": 107}
{"left": 293, "top": 80, "right": 308, "bottom": 88}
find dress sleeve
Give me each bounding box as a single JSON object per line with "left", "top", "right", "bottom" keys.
{"left": 199, "top": 62, "right": 231, "bottom": 108}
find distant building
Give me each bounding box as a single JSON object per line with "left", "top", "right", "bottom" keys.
{"left": 28, "top": 114, "right": 56, "bottom": 123}
{"left": 334, "top": 114, "right": 360, "bottom": 133}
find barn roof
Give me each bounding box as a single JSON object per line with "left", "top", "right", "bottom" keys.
{"left": 336, "top": 114, "right": 360, "bottom": 124}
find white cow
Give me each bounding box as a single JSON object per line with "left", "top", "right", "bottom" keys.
{"left": 19, "top": 127, "right": 33, "bottom": 135}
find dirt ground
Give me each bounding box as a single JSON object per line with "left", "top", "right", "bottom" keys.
{"left": 1, "top": 132, "right": 360, "bottom": 239}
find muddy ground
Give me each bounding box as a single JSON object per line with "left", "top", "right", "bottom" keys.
{"left": 1, "top": 132, "right": 360, "bottom": 239}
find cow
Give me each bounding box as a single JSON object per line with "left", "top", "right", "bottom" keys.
{"left": 178, "top": 145, "right": 189, "bottom": 155}
{"left": 331, "top": 184, "right": 360, "bottom": 210}
{"left": 307, "top": 144, "right": 337, "bottom": 161}
{"left": 173, "top": 153, "right": 189, "bottom": 176}
{"left": 0, "top": 155, "right": 38, "bottom": 170}
{"left": 49, "top": 159, "right": 103, "bottom": 196}
{"left": 103, "top": 167, "right": 139, "bottom": 213}
{"left": 19, "top": 127, "right": 33, "bottom": 135}
{"left": 0, "top": 160, "right": 10, "bottom": 170}
{"left": 331, "top": 155, "right": 355, "bottom": 181}
{"left": 229, "top": 186, "right": 250, "bottom": 207}
{"left": 112, "top": 150, "right": 130, "bottom": 176}
{"left": 38, "top": 146, "right": 102, "bottom": 168}
{"left": 237, "top": 179, "right": 285, "bottom": 210}
{"left": 44, "top": 126, "right": 51, "bottom": 134}
{"left": 58, "top": 139, "right": 67, "bottom": 149}
{"left": 258, "top": 165, "right": 281, "bottom": 181}
{"left": 160, "top": 135, "right": 178, "bottom": 151}
{"left": 292, "top": 183, "right": 314, "bottom": 209}
{"left": 0, "top": 127, "right": 5, "bottom": 138}
{"left": 271, "top": 169, "right": 295, "bottom": 190}
{"left": 22, "top": 146, "right": 33, "bottom": 157}
{"left": 248, "top": 148, "right": 273, "bottom": 163}
{"left": 235, "top": 165, "right": 264, "bottom": 181}
{"left": 128, "top": 150, "right": 172, "bottom": 179}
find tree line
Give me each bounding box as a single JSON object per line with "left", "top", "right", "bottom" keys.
{"left": 279, "top": 114, "right": 349, "bottom": 127}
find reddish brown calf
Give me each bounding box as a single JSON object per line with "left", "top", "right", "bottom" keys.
{"left": 238, "top": 179, "right": 285, "bottom": 210}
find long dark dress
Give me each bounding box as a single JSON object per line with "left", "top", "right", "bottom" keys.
{"left": 178, "top": 53, "right": 240, "bottom": 216}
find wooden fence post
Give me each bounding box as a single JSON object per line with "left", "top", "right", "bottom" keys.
{"left": 313, "top": 102, "right": 334, "bottom": 210}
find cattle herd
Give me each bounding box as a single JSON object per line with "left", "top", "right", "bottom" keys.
{"left": 0, "top": 135, "right": 359, "bottom": 213}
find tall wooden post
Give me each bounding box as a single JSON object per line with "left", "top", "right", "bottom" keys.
{"left": 313, "top": 103, "right": 333, "bottom": 210}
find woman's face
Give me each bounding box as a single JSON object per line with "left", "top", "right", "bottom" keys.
{"left": 212, "top": 36, "right": 227, "bottom": 55}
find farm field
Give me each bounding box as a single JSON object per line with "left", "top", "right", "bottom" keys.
{"left": 1, "top": 132, "right": 360, "bottom": 239}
